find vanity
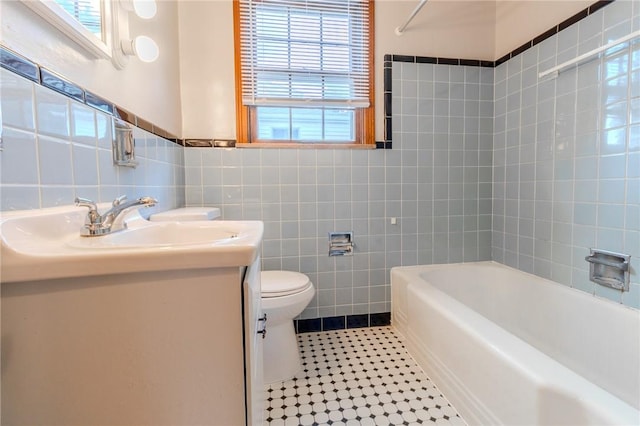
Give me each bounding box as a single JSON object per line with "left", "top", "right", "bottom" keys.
{"left": 0, "top": 204, "right": 264, "bottom": 425}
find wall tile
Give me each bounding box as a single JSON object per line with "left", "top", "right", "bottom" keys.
{"left": 1, "top": 74, "right": 183, "bottom": 212}
{"left": 35, "top": 85, "right": 70, "bottom": 138}
{"left": 38, "top": 135, "right": 73, "bottom": 185}
{"left": 1, "top": 127, "right": 39, "bottom": 185}
{"left": 1, "top": 69, "right": 35, "bottom": 131}
{"left": 493, "top": 0, "right": 638, "bottom": 310}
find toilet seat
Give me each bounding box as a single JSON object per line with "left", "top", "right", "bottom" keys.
{"left": 261, "top": 271, "right": 312, "bottom": 298}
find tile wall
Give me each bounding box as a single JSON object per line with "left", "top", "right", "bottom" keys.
{"left": 492, "top": 0, "right": 640, "bottom": 308}
{"left": 0, "top": 68, "right": 185, "bottom": 212}
{"left": 184, "top": 62, "right": 494, "bottom": 318}
{"left": 2, "top": 0, "right": 637, "bottom": 318}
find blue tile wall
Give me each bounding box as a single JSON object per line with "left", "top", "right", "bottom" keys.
{"left": 492, "top": 0, "right": 640, "bottom": 308}
{"left": 0, "top": 68, "right": 185, "bottom": 212}
{"left": 184, "top": 61, "right": 494, "bottom": 318}
{"left": 2, "top": 0, "right": 637, "bottom": 318}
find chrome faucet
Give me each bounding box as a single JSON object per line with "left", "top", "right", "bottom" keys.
{"left": 75, "top": 195, "right": 158, "bottom": 236}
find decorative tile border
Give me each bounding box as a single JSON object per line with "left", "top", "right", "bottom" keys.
{"left": 0, "top": 45, "right": 180, "bottom": 144}
{"left": 295, "top": 312, "right": 391, "bottom": 333}
{"left": 384, "top": 0, "right": 613, "bottom": 146}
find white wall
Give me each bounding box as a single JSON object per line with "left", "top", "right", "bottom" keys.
{"left": 0, "top": 0, "right": 183, "bottom": 136}
{"left": 178, "top": 0, "right": 236, "bottom": 140}
{"left": 494, "top": 0, "right": 594, "bottom": 59}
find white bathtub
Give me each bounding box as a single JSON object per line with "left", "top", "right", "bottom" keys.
{"left": 391, "top": 261, "right": 640, "bottom": 426}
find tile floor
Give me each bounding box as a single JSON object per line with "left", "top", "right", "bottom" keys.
{"left": 263, "top": 326, "right": 466, "bottom": 426}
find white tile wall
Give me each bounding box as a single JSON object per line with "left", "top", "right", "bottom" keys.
{"left": 492, "top": 0, "right": 640, "bottom": 309}
{"left": 0, "top": 68, "right": 185, "bottom": 213}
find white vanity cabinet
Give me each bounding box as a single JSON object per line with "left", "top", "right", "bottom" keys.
{"left": 1, "top": 258, "right": 264, "bottom": 425}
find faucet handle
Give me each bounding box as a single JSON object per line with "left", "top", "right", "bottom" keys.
{"left": 75, "top": 197, "right": 100, "bottom": 223}
{"left": 75, "top": 197, "right": 97, "bottom": 211}
{"left": 112, "top": 195, "right": 127, "bottom": 207}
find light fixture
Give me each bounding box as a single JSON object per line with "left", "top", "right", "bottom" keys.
{"left": 132, "top": 0, "right": 157, "bottom": 19}
{"left": 120, "top": 35, "right": 159, "bottom": 63}
{"left": 122, "top": 0, "right": 157, "bottom": 19}
{"left": 112, "top": 0, "right": 159, "bottom": 68}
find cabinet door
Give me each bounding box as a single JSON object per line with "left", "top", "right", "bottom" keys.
{"left": 243, "top": 257, "right": 264, "bottom": 425}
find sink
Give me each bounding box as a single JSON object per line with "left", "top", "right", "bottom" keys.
{"left": 1, "top": 204, "right": 263, "bottom": 282}
{"left": 67, "top": 221, "right": 245, "bottom": 249}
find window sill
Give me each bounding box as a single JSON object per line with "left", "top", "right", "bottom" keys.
{"left": 235, "top": 143, "right": 376, "bottom": 150}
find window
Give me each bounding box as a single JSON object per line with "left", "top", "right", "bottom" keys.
{"left": 53, "top": 0, "right": 104, "bottom": 38}
{"left": 234, "top": 0, "right": 374, "bottom": 146}
{"left": 21, "top": 0, "right": 112, "bottom": 59}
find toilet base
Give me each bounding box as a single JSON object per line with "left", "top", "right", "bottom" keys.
{"left": 263, "top": 319, "right": 302, "bottom": 384}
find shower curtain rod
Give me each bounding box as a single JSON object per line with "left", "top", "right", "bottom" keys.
{"left": 538, "top": 29, "right": 640, "bottom": 79}
{"left": 395, "top": 0, "right": 429, "bottom": 36}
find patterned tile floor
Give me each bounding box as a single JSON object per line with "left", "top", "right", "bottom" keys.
{"left": 263, "top": 326, "right": 466, "bottom": 426}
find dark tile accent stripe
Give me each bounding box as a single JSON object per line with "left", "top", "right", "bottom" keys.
{"left": 495, "top": 53, "right": 511, "bottom": 67}
{"left": 85, "top": 91, "right": 114, "bottom": 115}
{"left": 296, "top": 318, "right": 322, "bottom": 333}
{"left": 346, "top": 314, "right": 369, "bottom": 329}
{"left": 390, "top": 55, "right": 495, "bottom": 68}
{"left": 295, "top": 312, "right": 392, "bottom": 333}
{"left": 512, "top": 41, "right": 533, "bottom": 58}
{"left": 383, "top": 66, "right": 392, "bottom": 93}
{"left": 437, "top": 57, "right": 460, "bottom": 65}
{"left": 115, "top": 106, "right": 136, "bottom": 127}
{"left": 559, "top": 8, "right": 589, "bottom": 31}
{"left": 460, "top": 59, "right": 481, "bottom": 67}
{"left": 370, "top": 312, "right": 391, "bottom": 326}
{"left": 0, "top": 44, "right": 179, "bottom": 144}
{"left": 136, "top": 117, "right": 154, "bottom": 133}
{"left": 40, "top": 68, "right": 84, "bottom": 103}
{"left": 322, "top": 316, "right": 346, "bottom": 331}
{"left": 532, "top": 27, "right": 559, "bottom": 47}
{"left": 416, "top": 56, "right": 437, "bottom": 64}
{"left": 0, "top": 48, "right": 39, "bottom": 82}
{"left": 392, "top": 54, "right": 415, "bottom": 63}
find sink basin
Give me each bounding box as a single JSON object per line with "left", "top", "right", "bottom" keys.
{"left": 67, "top": 221, "right": 244, "bottom": 249}
{"left": 1, "top": 204, "right": 263, "bottom": 282}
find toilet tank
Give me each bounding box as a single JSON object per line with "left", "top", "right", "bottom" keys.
{"left": 149, "top": 207, "right": 221, "bottom": 221}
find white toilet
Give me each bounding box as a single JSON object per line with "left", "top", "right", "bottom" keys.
{"left": 261, "top": 270, "right": 315, "bottom": 384}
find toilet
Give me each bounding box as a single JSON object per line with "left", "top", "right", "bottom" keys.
{"left": 261, "top": 270, "right": 315, "bottom": 384}
{"left": 149, "top": 207, "right": 315, "bottom": 384}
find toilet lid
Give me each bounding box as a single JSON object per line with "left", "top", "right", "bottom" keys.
{"left": 261, "top": 271, "right": 312, "bottom": 297}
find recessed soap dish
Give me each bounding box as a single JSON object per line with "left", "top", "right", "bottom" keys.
{"left": 329, "top": 232, "right": 354, "bottom": 256}
{"left": 585, "top": 248, "right": 631, "bottom": 292}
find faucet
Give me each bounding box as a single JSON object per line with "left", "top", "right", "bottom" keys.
{"left": 75, "top": 195, "right": 158, "bottom": 236}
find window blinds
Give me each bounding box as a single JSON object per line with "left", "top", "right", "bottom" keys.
{"left": 53, "top": 0, "right": 103, "bottom": 38}
{"left": 238, "top": 0, "right": 371, "bottom": 108}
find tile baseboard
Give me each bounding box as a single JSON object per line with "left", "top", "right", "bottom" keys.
{"left": 295, "top": 312, "right": 391, "bottom": 333}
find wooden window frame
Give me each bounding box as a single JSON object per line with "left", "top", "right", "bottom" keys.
{"left": 233, "top": 0, "right": 375, "bottom": 148}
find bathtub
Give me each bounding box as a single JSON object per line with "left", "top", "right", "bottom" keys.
{"left": 391, "top": 261, "right": 640, "bottom": 426}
